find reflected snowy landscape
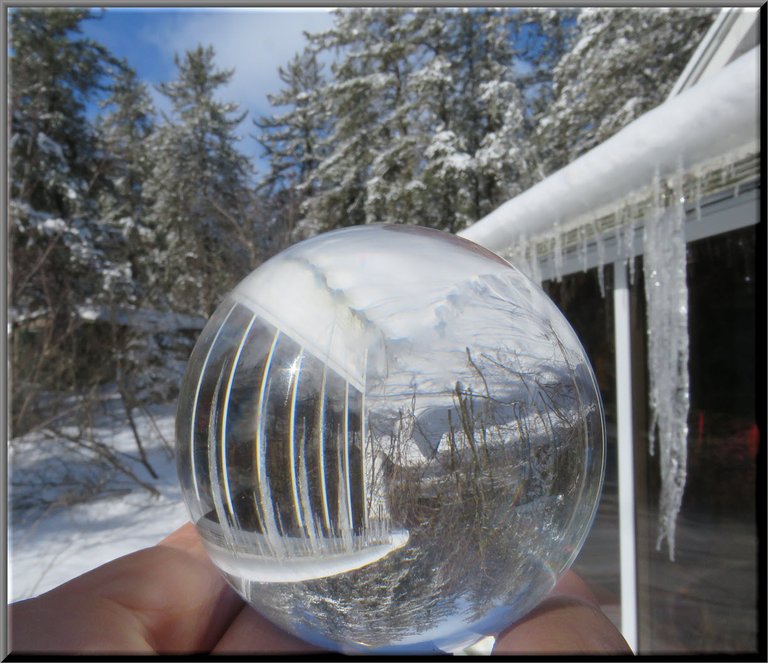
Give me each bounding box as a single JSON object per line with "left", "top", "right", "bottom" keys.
{"left": 175, "top": 225, "right": 605, "bottom": 653}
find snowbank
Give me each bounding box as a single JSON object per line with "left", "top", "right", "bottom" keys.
{"left": 8, "top": 403, "right": 188, "bottom": 602}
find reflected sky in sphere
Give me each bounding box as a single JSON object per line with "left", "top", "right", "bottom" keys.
{"left": 176, "top": 224, "right": 605, "bottom": 654}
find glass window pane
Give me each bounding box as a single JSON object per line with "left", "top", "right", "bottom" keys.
{"left": 634, "top": 226, "right": 758, "bottom": 653}
{"left": 544, "top": 265, "right": 621, "bottom": 631}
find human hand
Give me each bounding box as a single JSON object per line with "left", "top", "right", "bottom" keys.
{"left": 8, "top": 523, "right": 630, "bottom": 655}
{"left": 493, "top": 570, "right": 632, "bottom": 654}
{"left": 8, "top": 523, "right": 318, "bottom": 654}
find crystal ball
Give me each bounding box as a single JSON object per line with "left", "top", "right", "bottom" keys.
{"left": 176, "top": 224, "right": 604, "bottom": 654}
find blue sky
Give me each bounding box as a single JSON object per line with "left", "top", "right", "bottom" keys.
{"left": 80, "top": 7, "right": 336, "bottom": 171}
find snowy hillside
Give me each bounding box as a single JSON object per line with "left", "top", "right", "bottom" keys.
{"left": 8, "top": 398, "right": 188, "bottom": 602}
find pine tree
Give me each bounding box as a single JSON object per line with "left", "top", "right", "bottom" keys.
{"left": 508, "top": 7, "right": 579, "bottom": 183}
{"left": 265, "top": 7, "right": 709, "bottom": 240}
{"left": 8, "top": 8, "right": 148, "bottom": 438}
{"left": 389, "top": 8, "right": 529, "bottom": 231}
{"left": 8, "top": 7, "right": 134, "bottom": 321}
{"left": 256, "top": 48, "right": 326, "bottom": 195}
{"left": 146, "top": 45, "right": 254, "bottom": 314}
{"left": 92, "top": 64, "right": 158, "bottom": 306}
{"left": 292, "top": 8, "right": 529, "bottom": 236}
{"left": 536, "top": 7, "right": 716, "bottom": 176}
{"left": 300, "top": 8, "right": 420, "bottom": 235}
{"left": 510, "top": 8, "right": 579, "bottom": 119}
{"left": 406, "top": 7, "right": 470, "bottom": 230}
{"left": 354, "top": 9, "right": 426, "bottom": 228}
{"left": 9, "top": 8, "right": 118, "bottom": 217}
{"left": 428, "top": 8, "right": 529, "bottom": 226}
{"left": 97, "top": 64, "right": 155, "bottom": 224}
{"left": 254, "top": 47, "right": 328, "bottom": 249}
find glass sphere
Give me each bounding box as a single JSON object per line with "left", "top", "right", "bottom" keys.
{"left": 176, "top": 224, "right": 604, "bottom": 654}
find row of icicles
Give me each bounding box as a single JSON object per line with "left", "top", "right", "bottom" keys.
{"left": 501, "top": 165, "right": 703, "bottom": 561}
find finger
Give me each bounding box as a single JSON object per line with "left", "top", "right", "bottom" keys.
{"left": 212, "top": 604, "right": 324, "bottom": 654}
{"left": 492, "top": 572, "right": 631, "bottom": 655}
{"left": 157, "top": 520, "right": 203, "bottom": 552}
{"left": 160, "top": 525, "right": 323, "bottom": 653}
{"left": 549, "top": 570, "right": 600, "bottom": 604}
{"left": 10, "top": 522, "right": 243, "bottom": 654}
{"left": 89, "top": 522, "right": 245, "bottom": 653}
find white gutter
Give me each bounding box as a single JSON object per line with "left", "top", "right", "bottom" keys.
{"left": 458, "top": 46, "right": 759, "bottom": 252}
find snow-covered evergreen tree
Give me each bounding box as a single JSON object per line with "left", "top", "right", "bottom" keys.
{"left": 8, "top": 8, "right": 138, "bottom": 325}
{"left": 146, "top": 45, "right": 254, "bottom": 314}
{"left": 96, "top": 64, "right": 155, "bottom": 224}
{"left": 353, "top": 9, "right": 428, "bottom": 228}
{"left": 93, "top": 63, "right": 158, "bottom": 306}
{"left": 507, "top": 7, "right": 579, "bottom": 183}
{"left": 9, "top": 8, "right": 117, "bottom": 218}
{"left": 256, "top": 48, "right": 327, "bottom": 195}
{"left": 510, "top": 8, "right": 579, "bottom": 118}
{"left": 291, "top": 8, "right": 529, "bottom": 236}
{"left": 412, "top": 8, "right": 530, "bottom": 230}
{"left": 298, "top": 8, "right": 419, "bottom": 235}
{"left": 254, "top": 47, "right": 328, "bottom": 249}
{"left": 8, "top": 9, "right": 153, "bottom": 438}
{"left": 536, "top": 7, "right": 716, "bottom": 176}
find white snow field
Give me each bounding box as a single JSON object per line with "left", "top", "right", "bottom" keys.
{"left": 8, "top": 397, "right": 188, "bottom": 603}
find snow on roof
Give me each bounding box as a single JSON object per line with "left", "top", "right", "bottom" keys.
{"left": 73, "top": 305, "right": 207, "bottom": 333}
{"left": 458, "top": 47, "right": 759, "bottom": 254}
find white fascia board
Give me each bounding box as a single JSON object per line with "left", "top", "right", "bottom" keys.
{"left": 459, "top": 47, "right": 760, "bottom": 254}
{"left": 667, "top": 7, "right": 760, "bottom": 99}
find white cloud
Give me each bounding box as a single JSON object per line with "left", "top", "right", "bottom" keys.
{"left": 145, "top": 8, "right": 335, "bottom": 119}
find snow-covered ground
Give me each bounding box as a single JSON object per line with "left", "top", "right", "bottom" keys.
{"left": 8, "top": 396, "right": 189, "bottom": 602}
{"left": 6, "top": 390, "right": 497, "bottom": 655}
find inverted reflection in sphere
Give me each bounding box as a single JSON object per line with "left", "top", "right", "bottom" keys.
{"left": 176, "top": 224, "right": 604, "bottom": 654}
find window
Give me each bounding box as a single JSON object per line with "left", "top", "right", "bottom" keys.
{"left": 634, "top": 226, "right": 758, "bottom": 652}
{"left": 542, "top": 224, "right": 759, "bottom": 653}
{"left": 544, "top": 267, "right": 622, "bottom": 631}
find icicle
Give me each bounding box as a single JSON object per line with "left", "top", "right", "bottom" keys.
{"left": 530, "top": 241, "right": 542, "bottom": 286}
{"left": 619, "top": 206, "right": 632, "bottom": 286}
{"left": 521, "top": 235, "right": 533, "bottom": 280}
{"left": 627, "top": 203, "right": 640, "bottom": 286}
{"left": 643, "top": 166, "right": 690, "bottom": 561}
{"left": 694, "top": 174, "right": 703, "bottom": 223}
{"left": 579, "top": 224, "right": 589, "bottom": 273}
{"left": 593, "top": 219, "right": 606, "bottom": 298}
{"left": 725, "top": 160, "right": 736, "bottom": 186}
{"left": 619, "top": 205, "right": 630, "bottom": 259}
{"left": 552, "top": 222, "right": 563, "bottom": 282}
{"left": 616, "top": 207, "right": 627, "bottom": 269}
{"left": 509, "top": 234, "right": 535, "bottom": 284}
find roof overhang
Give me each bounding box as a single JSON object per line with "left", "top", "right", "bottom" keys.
{"left": 458, "top": 9, "right": 760, "bottom": 265}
